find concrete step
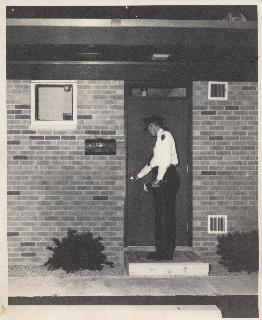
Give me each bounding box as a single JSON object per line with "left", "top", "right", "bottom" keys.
{"left": 125, "top": 251, "right": 209, "bottom": 276}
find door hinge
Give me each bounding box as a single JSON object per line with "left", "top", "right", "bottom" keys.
{"left": 187, "top": 222, "right": 189, "bottom": 231}
{"left": 186, "top": 164, "right": 189, "bottom": 173}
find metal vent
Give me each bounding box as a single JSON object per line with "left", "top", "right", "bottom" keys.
{"left": 208, "top": 215, "right": 227, "bottom": 234}
{"left": 208, "top": 82, "right": 228, "bottom": 100}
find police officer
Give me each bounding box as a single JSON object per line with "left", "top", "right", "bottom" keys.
{"left": 133, "top": 116, "right": 180, "bottom": 260}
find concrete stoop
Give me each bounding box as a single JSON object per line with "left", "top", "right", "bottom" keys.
{"left": 125, "top": 251, "right": 209, "bottom": 276}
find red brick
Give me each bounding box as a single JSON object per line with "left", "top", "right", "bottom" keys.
{"left": 192, "top": 81, "right": 258, "bottom": 259}
{"left": 7, "top": 80, "right": 125, "bottom": 266}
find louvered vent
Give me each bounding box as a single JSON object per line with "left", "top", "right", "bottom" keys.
{"left": 208, "top": 82, "right": 228, "bottom": 100}
{"left": 208, "top": 215, "right": 227, "bottom": 234}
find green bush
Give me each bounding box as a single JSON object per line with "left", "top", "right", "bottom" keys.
{"left": 216, "top": 230, "right": 259, "bottom": 273}
{"left": 44, "top": 229, "right": 114, "bottom": 273}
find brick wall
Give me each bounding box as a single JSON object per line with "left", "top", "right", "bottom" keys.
{"left": 7, "top": 79, "right": 258, "bottom": 265}
{"left": 192, "top": 81, "right": 258, "bottom": 259}
{"left": 7, "top": 80, "right": 125, "bottom": 265}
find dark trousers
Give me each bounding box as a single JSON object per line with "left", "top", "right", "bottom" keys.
{"left": 147, "top": 165, "right": 180, "bottom": 260}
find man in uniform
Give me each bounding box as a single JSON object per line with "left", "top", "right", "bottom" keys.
{"left": 133, "top": 116, "right": 180, "bottom": 260}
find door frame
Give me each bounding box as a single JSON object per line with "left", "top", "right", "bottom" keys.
{"left": 124, "top": 81, "right": 193, "bottom": 248}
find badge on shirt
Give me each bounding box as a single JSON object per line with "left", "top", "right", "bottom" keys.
{"left": 161, "top": 134, "right": 165, "bottom": 141}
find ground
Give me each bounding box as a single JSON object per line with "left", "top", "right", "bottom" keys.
{"left": 8, "top": 263, "right": 258, "bottom": 318}
{"left": 8, "top": 262, "right": 257, "bottom": 277}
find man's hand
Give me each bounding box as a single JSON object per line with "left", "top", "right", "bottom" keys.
{"left": 151, "top": 179, "right": 160, "bottom": 188}
{"left": 130, "top": 175, "right": 139, "bottom": 182}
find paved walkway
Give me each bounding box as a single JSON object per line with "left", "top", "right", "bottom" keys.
{"left": 6, "top": 305, "right": 225, "bottom": 320}
{"left": 8, "top": 274, "right": 258, "bottom": 297}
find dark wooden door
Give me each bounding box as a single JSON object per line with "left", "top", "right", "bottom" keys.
{"left": 125, "top": 97, "right": 190, "bottom": 247}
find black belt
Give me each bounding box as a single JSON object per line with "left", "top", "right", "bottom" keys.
{"left": 152, "top": 165, "right": 176, "bottom": 180}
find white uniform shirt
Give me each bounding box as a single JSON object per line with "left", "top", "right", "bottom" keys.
{"left": 137, "top": 128, "right": 178, "bottom": 181}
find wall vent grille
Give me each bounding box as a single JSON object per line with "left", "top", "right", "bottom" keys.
{"left": 208, "top": 215, "right": 227, "bottom": 234}
{"left": 208, "top": 81, "right": 228, "bottom": 100}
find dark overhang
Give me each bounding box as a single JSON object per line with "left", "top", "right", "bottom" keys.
{"left": 6, "top": 6, "right": 258, "bottom": 82}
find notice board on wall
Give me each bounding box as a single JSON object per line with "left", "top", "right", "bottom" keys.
{"left": 85, "top": 138, "right": 116, "bottom": 155}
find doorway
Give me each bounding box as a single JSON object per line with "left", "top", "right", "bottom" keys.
{"left": 125, "top": 85, "right": 192, "bottom": 248}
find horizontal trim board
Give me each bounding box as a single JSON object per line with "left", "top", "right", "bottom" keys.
{"left": 9, "top": 60, "right": 187, "bottom": 66}
{"left": 7, "top": 62, "right": 257, "bottom": 82}
{"left": 7, "top": 26, "right": 257, "bottom": 47}
{"left": 6, "top": 18, "right": 257, "bottom": 29}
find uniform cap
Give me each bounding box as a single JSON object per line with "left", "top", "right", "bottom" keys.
{"left": 143, "top": 116, "right": 165, "bottom": 128}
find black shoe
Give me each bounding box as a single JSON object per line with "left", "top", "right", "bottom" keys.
{"left": 147, "top": 252, "right": 157, "bottom": 260}
{"left": 147, "top": 252, "right": 165, "bottom": 260}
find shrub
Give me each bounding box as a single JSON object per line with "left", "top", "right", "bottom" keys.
{"left": 44, "top": 229, "right": 114, "bottom": 273}
{"left": 216, "top": 230, "right": 259, "bottom": 273}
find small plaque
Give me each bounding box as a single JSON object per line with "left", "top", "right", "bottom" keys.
{"left": 85, "top": 138, "right": 116, "bottom": 155}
